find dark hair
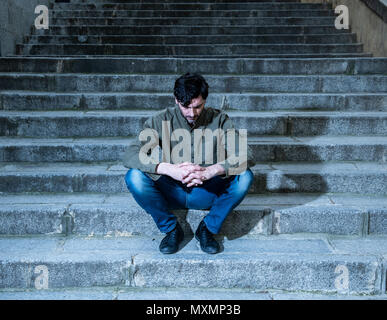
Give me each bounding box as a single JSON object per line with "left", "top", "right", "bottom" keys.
{"left": 173, "top": 73, "right": 209, "bottom": 107}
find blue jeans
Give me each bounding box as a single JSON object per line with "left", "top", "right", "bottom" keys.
{"left": 124, "top": 168, "right": 254, "bottom": 234}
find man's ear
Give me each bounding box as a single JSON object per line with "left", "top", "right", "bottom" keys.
{"left": 175, "top": 98, "right": 179, "bottom": 105}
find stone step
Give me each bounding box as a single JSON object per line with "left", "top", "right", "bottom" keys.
{"left": 1, "top": 74, "right": 385, "bottom": 93}
{"left": 51, "top": 9, "right": 335, "bottom": 18}
{"left": 2, "top": 286, "right": 385, "bottom": 300}
{"left": 0, "top": 192, "right": 386, "bottom": 236}
{"left": 24, "top": 34, "right": 357, "bottom": 45}
{"left": 49, "top": 17, "right": 337, "bottom": 26}
{"left": 0, "top": 161, "right": 385, "bottom": 194}
{"left": 31, "top": 25, "right": 351, "bottom": 36}
{"left": 16, "top": 43, "right": 364, "bottom": 56}
{"left": 1, "top": 110, "right": 387, "bottom": 137}
{"left": 1, "top": 91, "right": 385, "bottom": 111}
{"left": 0, "top": 57, "right": 385, "bottom": 75}
{"left": 65, "top": 0, "right": 304, "bottom": 3}
{"left": 65, "top": 0, "right": 303, "bottom": 3}
{"left": 15, "top": 54, "right": 373, "bottom": 59}
{"left": 0, "top": 287, "right": 269, "bottom": 300}
{"left": 1, "top": 135, "right": 386, "bottom": 162}
{"left": 0, "top": 235, "right": 385, "bottom": 295}
{"left": 51, "top": 3, "right": 330, "bottom": 11}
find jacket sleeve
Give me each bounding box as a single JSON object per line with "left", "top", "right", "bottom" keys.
{"left": 216, "top": 113, "right": 255, "bottom": 178}
{"left": 121, "top": 115, "right": 161, "bottom": 174}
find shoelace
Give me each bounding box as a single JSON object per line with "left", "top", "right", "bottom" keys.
{"left": 167, "top": 227, "right": 180, "bottom": 243}
{"left": 198, "top": 224, "right": 214, "bottom": 241}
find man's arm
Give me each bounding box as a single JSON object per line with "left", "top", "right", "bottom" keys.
{"left": 216, "top": 112, "right": 254, "bottom": 178}
{"left": 122, "top": 116, "right": 160, "bottom": 174}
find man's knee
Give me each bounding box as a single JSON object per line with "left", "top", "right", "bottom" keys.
{"left": 233, "top": 168, "right": 254, "bottom": 194}
{"left": 124, "top": 168, "right": 151, "bottom": 194}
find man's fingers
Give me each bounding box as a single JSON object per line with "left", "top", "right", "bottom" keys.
{"left": 178, "top": 162, "right": 192, "bottom": 167}
{"left": 183, "top": 173, "right": 203, "bottom": 185}
{"left": 182, "top": 173, "right": 202, "bottom": 184}
{"left": 181, "top": 167, "right": 203, "bottom": 178}
{"left": 188, "top": 167, "right": 203, "bottom": 174}
{"left": 186, "top": 178, "right": 203, "bottom": 187}
{"left": 178, "top": 162, "right": 205, "bottom": 171}
{"left": 182, "top": 169, "right": 195, "bottom": 179}
{"left": 187, "top": 166, "right": 205, "bottom": 173}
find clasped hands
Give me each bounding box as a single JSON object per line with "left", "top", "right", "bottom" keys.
{"left": 157, "top": 162, "right": 222, "bottom": 188}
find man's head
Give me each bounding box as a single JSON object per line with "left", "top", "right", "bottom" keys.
{"left": 174, "top": 73, "right": 209, "bottom": 124}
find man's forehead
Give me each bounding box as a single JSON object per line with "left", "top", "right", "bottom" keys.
{"left": 176, "top": 96, "right": 205, "bottom": 108}
{"left": 187, "top": 97, "right": 205, "bottom": 108}
{"left": 188, "top": 103, "right": 204, "bottom": 109}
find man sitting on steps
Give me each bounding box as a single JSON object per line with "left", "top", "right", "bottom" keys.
{"left": 123, "top": 73, "right": 254, "bottom": 254}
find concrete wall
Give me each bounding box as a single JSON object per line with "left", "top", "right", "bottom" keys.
{"left": 0, "top": 0, "right": 50, "bottom": 56}
{"left": 300, "top": 0, "right": 387, "bottom": 57}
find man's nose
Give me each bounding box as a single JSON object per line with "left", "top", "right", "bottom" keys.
{"left": 188, "top": 109, "right": 195, "bottom": 117}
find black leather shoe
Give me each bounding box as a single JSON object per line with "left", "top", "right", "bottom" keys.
{"left": 195, "top": 220, "right": 220, "bottom": 254}
{"left": 159, "top": 222, "right": 184, "bottom": 254}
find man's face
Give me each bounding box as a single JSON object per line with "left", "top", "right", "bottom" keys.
{"left": 175, "top": 95, "right": 205, "bottom": 124}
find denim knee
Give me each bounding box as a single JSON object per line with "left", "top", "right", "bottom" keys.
{"left": 234, "top": 168, "right": 254, "bottom": 194}
{"left": 124, "top": 168, "right": 150, "bottom": 194}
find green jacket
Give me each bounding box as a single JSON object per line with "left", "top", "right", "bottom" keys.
{"left": 122, "top": 105, "right": 254, "bottom": 181}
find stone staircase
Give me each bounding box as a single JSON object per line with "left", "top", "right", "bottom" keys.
{"left": 0, "top": 0, "right": 386, "bottom": 299}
